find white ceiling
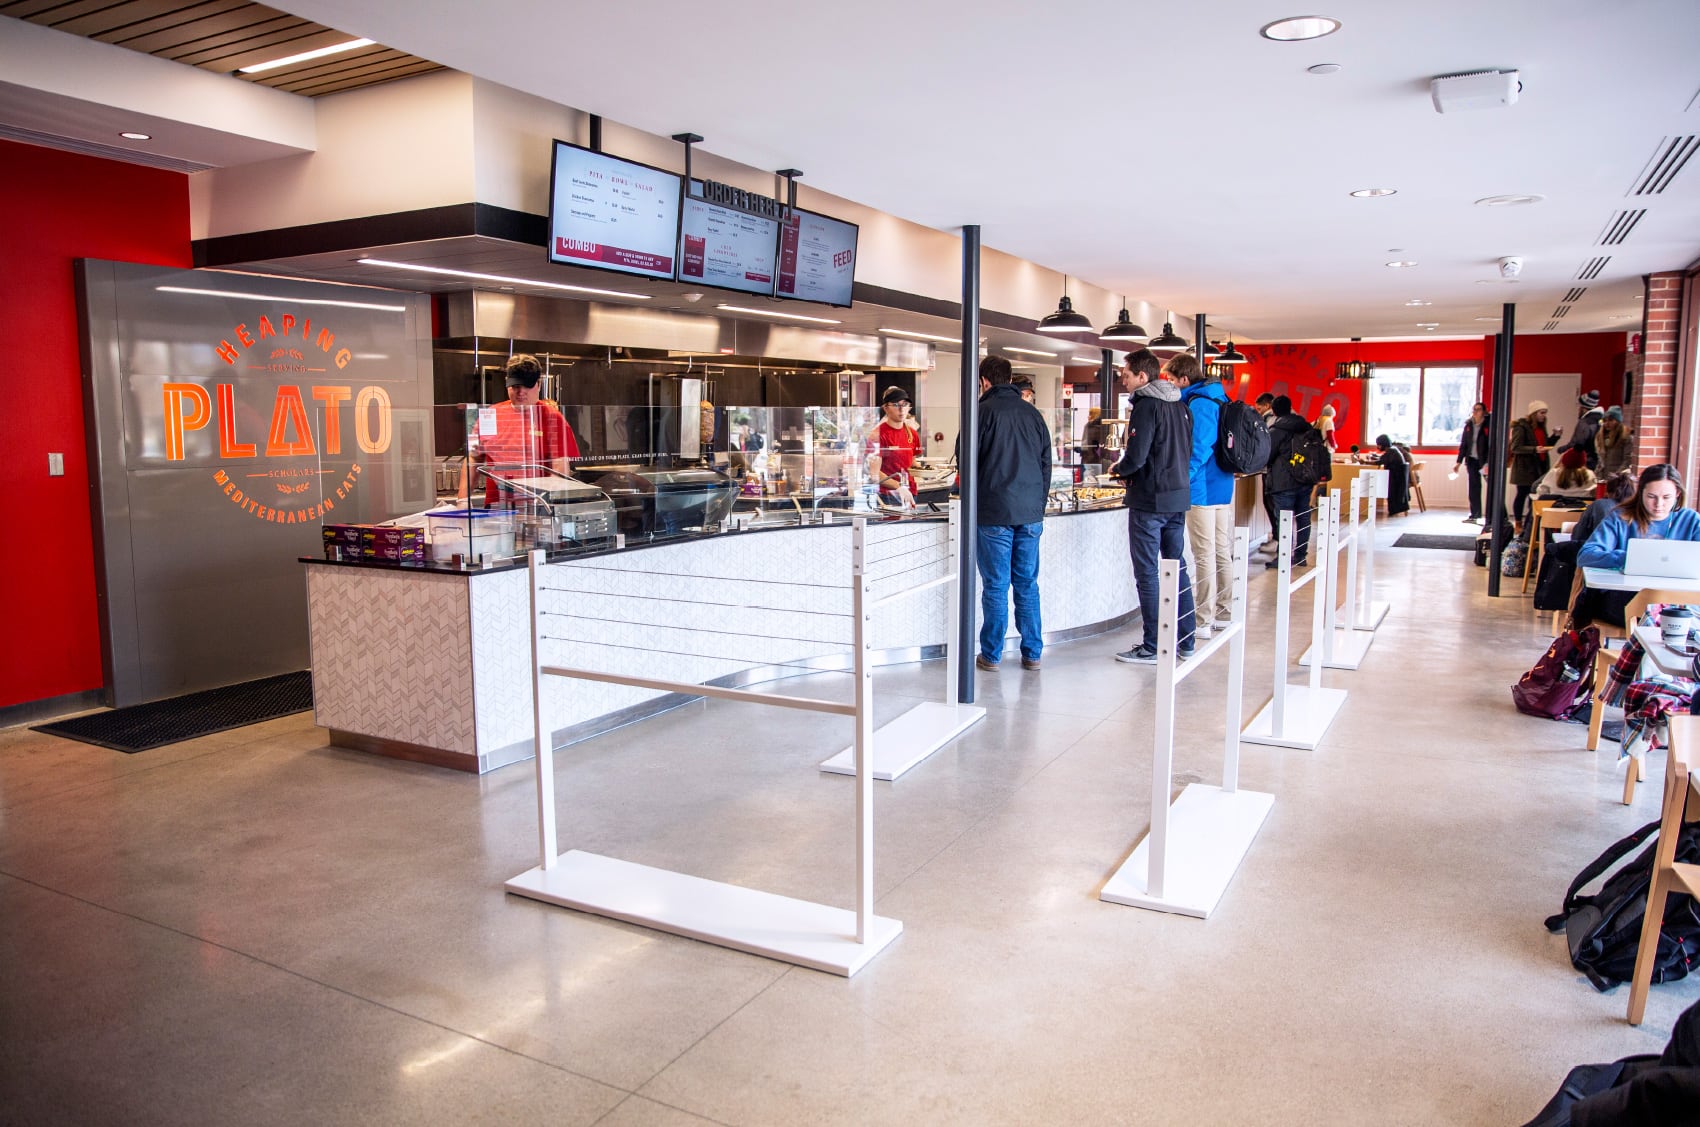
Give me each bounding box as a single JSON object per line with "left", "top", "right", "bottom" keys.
{"left": 11, "top": 1, "right": 1700, "bottom": 342}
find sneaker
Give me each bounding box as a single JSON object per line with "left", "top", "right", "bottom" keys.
{"left": 1463, "top": 515, "right": 1481, "bottom": 524}
{"left": 1194, "top": 623, "right": 1214, "bottom": 641}
{"left": 1021, "top": 657, "right": 1041, "bottom": 671}
{"left": 975, "top": 654, "right": 1000, "bottom": 671}
{"left": 1178, "top": 645, "right": 1195, "bottom": 659}
{"left": 1115, "top": 644, "right": 1158, "bottom": 664}
{"left": 1264, "top": 558, "right": 1282, "bottom": 569}
{"left": 1214, "top": 615, "right": 1234, "bottom": 629}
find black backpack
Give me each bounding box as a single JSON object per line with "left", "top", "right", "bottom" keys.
{"left": 1213, "top": 399, "right": 1273, "bottom": 475}
{"left": 1286, "top": 425, "right": 1333, "bottom": 487}
{"left": 1544, "top": 818, "right": 1700, "bottom": 992}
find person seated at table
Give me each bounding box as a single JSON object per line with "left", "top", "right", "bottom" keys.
{"left": 1536, "top": 447, "right": 1598, "bottom": 500}
{"left": 1570, "top": 471, "right": 1638, "bottom": 547}
{"left": 1572, "top": 464, "right": 1700, "bottom": 627}
{"left": 1374, "top": 434, "right": 1412, "bottom": 516}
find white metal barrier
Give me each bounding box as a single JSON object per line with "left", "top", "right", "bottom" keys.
{"left": 1350, "top": 472, "right": 1391, "bottom": 631}
{"left": 506, "top": 518, "right": 917, "bottom": 977}
{"left": 820, "top": 502, "right": 985, "bottom": 780}
{"left": 1101, "top": 530, "right": 1274, "bottom": 918}
{"left": 1242, "top": 507, "right": 1346, "bottom": 750}
{"left": 1300, "top": 488, "right": 1376, "bottom": 670}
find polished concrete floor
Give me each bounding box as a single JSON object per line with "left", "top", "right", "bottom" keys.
{"left": 4, "top": 509, "right": 1696, "bottom": 1126}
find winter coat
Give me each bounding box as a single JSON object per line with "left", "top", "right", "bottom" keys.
{"left": 1264, "top": 414, "right": 1315, "bottom": 494}
{"left": 1112, "top": 379, "right": 1192, "bottom": 513}
{"left": 1180, "top": 381, "right": 1235, "bottom": 507}
{"left": 1456, "top": 415, "right": 1491, "bottom": 463}
{"left": 974, "top": 384, "right": 1052, "bottom": 527}
{"left": 1508, "top": 415, "right": 1550, "bottom": 487}
{"left": 1596, "top": 421, "right": 1635, "bottom": 477}
{"left": 1565, "top": 407, "right": 1605, "bottom": 468}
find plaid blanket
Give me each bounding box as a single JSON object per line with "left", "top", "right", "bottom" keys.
{"left": 1602, "top": 634, "right": 1695, "bottom": 752}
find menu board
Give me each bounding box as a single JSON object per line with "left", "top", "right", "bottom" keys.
{"left": 774, "top": 207, "right": 859, "bottom": 307}
{"left": 677, "top": 182, "right": 780, "bottom": 296}
{"left": 547, "top": 141, "right": 682, "bottom": 281}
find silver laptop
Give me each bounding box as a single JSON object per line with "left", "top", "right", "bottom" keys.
{"left": 1624, "top": 537, "right": 1700, "bottom": 579}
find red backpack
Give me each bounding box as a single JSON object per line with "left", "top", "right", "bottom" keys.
{"left": 1512, "top": 626, "right": 1602, "bottom": 720}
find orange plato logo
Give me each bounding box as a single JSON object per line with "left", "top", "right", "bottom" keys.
{"left": 162, "top": 311, "right": 393, "bottom": 524}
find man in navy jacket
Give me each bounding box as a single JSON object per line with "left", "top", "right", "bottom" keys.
{"left": 972, "top": 356, "right": 1052, "bottom": 671}
{"left": 1111, "top": 349, "right": 1197, "bottom": 663}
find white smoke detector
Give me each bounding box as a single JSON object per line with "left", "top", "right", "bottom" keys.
{"left": 1431, "top": 69, "right": 1520, "bottom": 113}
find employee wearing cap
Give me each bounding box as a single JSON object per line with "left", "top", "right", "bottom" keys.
{"left": 463, "top": 353, "right": 581, "bottom": 505}
{"left": 866, "top": 385, "right": 921, "bottom": 504}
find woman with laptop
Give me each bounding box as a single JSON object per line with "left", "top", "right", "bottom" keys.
{"left": 1572, "top": 465, "right": 1700, "bottom": 627}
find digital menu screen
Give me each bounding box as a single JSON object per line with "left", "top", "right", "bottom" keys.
{"left": 774, "top": 207, "right": 859, "bottom": 307}
{"left": 677, "top": 181, "right": 780, "bottom": 297}
{"left": 547, "top": 140, "right": 682, "bottom": 281}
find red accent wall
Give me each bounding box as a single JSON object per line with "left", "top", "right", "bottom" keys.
{"left": 1236, "top": 332, "right": 1629, "bottom": 453}
{"left": 0, "top": 139, "right": 191, "bottom": 709}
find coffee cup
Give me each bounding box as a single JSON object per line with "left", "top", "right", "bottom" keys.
{"left": 1661, "top": 605, "right": 1695, "bottom": 646}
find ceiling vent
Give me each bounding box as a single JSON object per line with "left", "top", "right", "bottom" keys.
{"left": 1562, "top": 286, "right": 1588, "bottom": 304}
{"left": 1577, "top": 256, "right": 1611, "bottom": 281}
{"left": 1543, "top": 320, "right": 1562, "bottom": 331}
{"left": 1430, "top": 69, "right": 1520, "bottom": 113}
{"left": 1551, "top": 304, "right": 1573, "bottom": 320}
{"left": 1631, "top": 136, "right": 1698, "bottom": 195}
{"left": 1598, "top": 210, "right": 1646, "bottom": 245}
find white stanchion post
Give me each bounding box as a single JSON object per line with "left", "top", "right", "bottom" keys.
{"left": 1299, "top": 488, "right": 1377, "bottom": 670}
{"left": 1307, "top": 497, "right": 1328, "bottom": 694}
{"left": 1321, "top": 490, "right": 1340, "bottom": 664}
{"left": 1221, "top": 529, "right": 1249, "bottom": 792}
{"left": 528, "top": 549, "right": 558, "bottom": 870}
{"left": 1271, "top": 512, "right": 1294, "bottom": 736}
{"left": 1242, "top": 500, "right": 1347, "bottom": 750}
{"left": 1356, "top": 472, "right": 1390, "bottom": 631}
{"left": 1147, "top": 559, "right": 1182, "bottom": 899}
{"left": 944, "top": 501, "right": 960, "bottom": 706}
{"left": 1342, "top": 478, "right": 1362, "bottom": 624}
{"left": 851, "top": 518, "right": 874, "bottom": 944}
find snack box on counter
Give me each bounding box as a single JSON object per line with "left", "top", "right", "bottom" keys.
{"left": 323, "top": 523, "right": 426, "bottom": 562}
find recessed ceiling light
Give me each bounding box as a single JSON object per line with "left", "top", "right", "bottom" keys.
{"left": 237, "top": 38, "right": 375, "bottom": 74}
{"left": 1416, "top": 322, "right": 1440, "bottom": 327}
{"left": 717, "top": 304, "right": 840, "bottom": 325}
{"left": 880, "top": 327, "right": 958, "bottom": 343}
{"left": 356, "top": 257, "right": 652, "bottom": 300}
{"left": 1260, "top": 16, "right": 1342, "bottom": 41}
{"left": 1474, "top": 316, "right": 1501, "bottom": 321}
{"left": 1404, "top": 300, "right": 1432, "bottom": 306}
{"left": 1350, "top": 187, "right": 1397, "bottom": 198}
{"left": 1474, "top": 194, "right": 1545, "bottom": 207}
{"left": 1306, "top": 63, "right": 1342, "bottom": 75}
{"left": 1474, "top": 278, "right": 1520, "bottom": 285}
{"left": 1005, "top": 346, "right": 1059, "bottom": 357}
{"left": 1386, "top": 261, "right": 1418, "bottom": 268}
{"left": 119, "top": 131, "right": 152, "bottom": 141}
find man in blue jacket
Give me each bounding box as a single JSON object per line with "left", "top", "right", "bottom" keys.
{"left": 1111, "top": 349, "right": 1197, "bottom": 663}
{"left": 1172, "top": 354, "right": 1235, "bottom": 638}
{"left": 973, "top": 356, "right": 1052, "bottom": 671}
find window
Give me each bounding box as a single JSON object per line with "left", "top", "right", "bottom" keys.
{"left": 1365, "top": 365, "right": 1479, "bottom": 448}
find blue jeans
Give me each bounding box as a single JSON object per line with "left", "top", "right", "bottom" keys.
{"left": 977, "top": 523, "right": 1043, "bottom": 663}
{"left": 1267, "top": 488, "right": 1313, "bottom": 563}
{"left": 1127, "top": 508, "right": 1196, "bottom": 650}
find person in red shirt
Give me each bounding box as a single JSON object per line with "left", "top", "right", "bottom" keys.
{"left": 462, "top": 354, "right": 581, "bottom": 505}
{"left": 866, "top": 385, "right": 921, "bottom": 503}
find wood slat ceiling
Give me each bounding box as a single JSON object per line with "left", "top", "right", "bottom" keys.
{"left": 1, "top": 0, "right": 442, "bottom": 96}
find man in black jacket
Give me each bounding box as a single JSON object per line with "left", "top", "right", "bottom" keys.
{"left": 1453, "top": 401, "right": 1491, "bottom": 523}
{"left": 1264, "top": 396, "right": 1316, "bottom": 567}
{"left": 973, "top": 356, "right": 1052, "bottom": 671}
{"left": 1111, "top": 349, "right": 1196, "bottom": 663}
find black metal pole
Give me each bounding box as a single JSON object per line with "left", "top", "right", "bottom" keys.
{"left": 588, "top": 114, "right": 602, "bottom": 153}
{"left": 957, "top": 225, "right": 981, "bottom": 704}
{"left": 1194, "top": 313, "right": 1207, "bottom": 371}
{"left": 1098, "top": 349, "right": 1114, "bottom": 420}
{"left": 1485, "top": 302, "right": 1516, "bottom": 594}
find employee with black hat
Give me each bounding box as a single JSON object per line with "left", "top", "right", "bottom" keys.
{"left": 866, "top": 385, "right": 921, "bottom": 505}
{"left": 462, "top": 353, "right": 581, "bottom": 504}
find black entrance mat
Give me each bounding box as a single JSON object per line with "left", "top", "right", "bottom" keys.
{"left": 32, "top": 671, "right": 313, "bottom": 753}
{"left": 1393, "top": 534, "right": 1480, "bottom": 550}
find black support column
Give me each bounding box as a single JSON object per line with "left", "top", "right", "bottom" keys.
{"left": 1486, "top": 302, "right": 1516, "bottom": 595}
{"left": 957, "top": 225, "right": 981, "bottom": 704}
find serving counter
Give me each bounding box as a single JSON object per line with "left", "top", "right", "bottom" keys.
{"left": 305, "top": 506, "right": 1138, "bottom": 773}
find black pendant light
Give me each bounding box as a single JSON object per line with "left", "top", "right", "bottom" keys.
{"left": 1147, "top": 315, "right": 1190, "bottom": 353}
{"left": 1100, "top": 297, "right": 1148, "bottom": 343}
{"left": 1036, "top": 278, "right": 1094, "bottom": 334}
{"left": 1202, "top": 340, "right": 1222, "bottom": 359}
{"left": 1217, "top": 338, "right": 1248, "bottom": 364}
{"left": 1335, "top": 337, "right": 1374, "bottom": 380}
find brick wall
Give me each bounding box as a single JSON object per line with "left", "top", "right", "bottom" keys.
{"left": 1630, "top": 271, "right": 1684, "bottom": 469}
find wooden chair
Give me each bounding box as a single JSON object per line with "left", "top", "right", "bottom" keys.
{"left": 1627, "top": 714, "right": 1700, "bottom": 1025}
{"left": 1586, "top": 588, "right": 1699, "bottom": 803}
{"left": 1521, "top": 499, "right": 1557, "bottom": 594}
{"left": 1409, "top": 460, "right": 1427, "bottom": 512}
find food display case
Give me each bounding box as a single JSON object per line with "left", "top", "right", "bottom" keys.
{"left": 572, "top": 465, "right": 738, "bottom": 540}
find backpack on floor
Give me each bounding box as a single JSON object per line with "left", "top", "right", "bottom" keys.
{"left": 1286, "top": 425, "right": 1332, "bottom": 487}
{"left": 1543, "top": 818, "right": 1700, "bottom": 992}
{"left": 1213, "top": 399, "right": 1273, "bottom": 475}
{"left": 1512, "top": 625, "right": 1600, "bottom": 720}
{"left": 1501, "top": 538, "right": 1529, "bottom": 577}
